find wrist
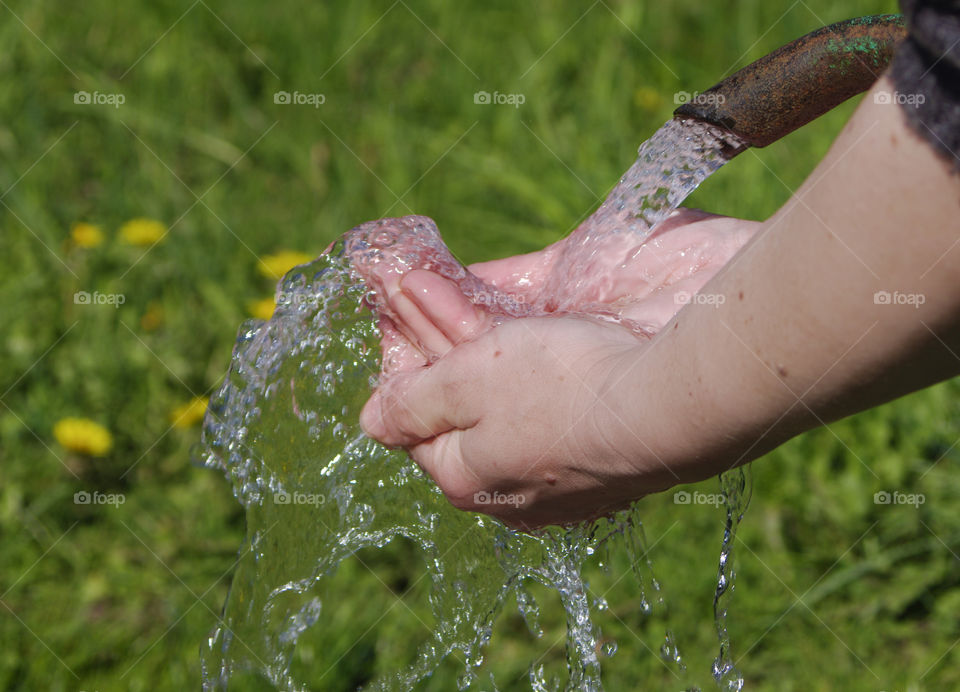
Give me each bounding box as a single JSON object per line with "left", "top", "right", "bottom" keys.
{"left": 607, "top": 308, "right": 797, "bottom": 490}
{"left": 593, "top": 337, "right": 715, "bottom": 492}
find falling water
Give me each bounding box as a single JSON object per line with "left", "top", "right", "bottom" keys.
{"left": 200, "top": 117, "right": 752, "bottom": 690}
{"left": 712, "top": 467, "right": 753, "bottom": 691}
{"left": 590, "top": 117, "right": 746, "bottom": 237}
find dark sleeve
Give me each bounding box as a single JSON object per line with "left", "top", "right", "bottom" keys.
{"left": 890, "top": 0, "right": 960, "bottom": 170}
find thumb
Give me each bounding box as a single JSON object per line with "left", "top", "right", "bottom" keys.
{"left": 359, "top": 358, "right": 480, "bottom": 447}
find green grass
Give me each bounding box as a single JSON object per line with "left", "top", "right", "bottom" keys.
{"left": 3, "top": 0, "right": 958, "bottom": 689}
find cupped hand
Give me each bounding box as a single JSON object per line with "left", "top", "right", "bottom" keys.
{"left": 472, "top": 208, "right": 759, "bottom": 328}
{"left": 361, "top": 314, "right": 668, "bottom": 529}
{"left": 360, "top": 209, "right": 759, "bottom": 528}
{"left": 369, "top": 209, "right": 758, "bottom": 371}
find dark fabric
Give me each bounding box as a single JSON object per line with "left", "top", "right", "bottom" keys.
{"left": 891, "top": 0, "right": 960, "bottom": 169}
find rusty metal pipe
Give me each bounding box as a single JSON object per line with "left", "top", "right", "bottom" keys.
{"left": 674, "top": 15, "right": 906, "bottom": 149}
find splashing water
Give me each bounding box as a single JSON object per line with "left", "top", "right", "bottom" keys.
{"left": 200, "top": 117, "right": 752, "bottom": 690}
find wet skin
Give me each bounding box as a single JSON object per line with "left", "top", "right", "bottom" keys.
{"left": 355, "top": 209, "right": 759, "bottom": 529}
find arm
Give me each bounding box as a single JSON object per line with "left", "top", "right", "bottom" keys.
{"left": 612, "top": 75, "right": 960, "bottom": 487}
{"left": 361, "top": 75, "right": 960, "bottom": 529}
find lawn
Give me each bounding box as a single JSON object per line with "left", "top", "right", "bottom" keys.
{"left": 2, "top": 0, "right": 958, "bottom": 689}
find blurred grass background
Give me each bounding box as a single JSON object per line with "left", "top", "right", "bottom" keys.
{"left": 2, "top": 0, "right": 959, "bottom": 689}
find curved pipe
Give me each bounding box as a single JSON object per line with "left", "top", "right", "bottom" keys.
{"left": 674, "top": 15, "right": 906, "bottom": 149}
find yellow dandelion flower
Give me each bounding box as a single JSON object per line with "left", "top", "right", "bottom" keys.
{"left": 257, "top": 251, "right": 314, "bottom": 280}
{"left": 140, "top": 302, "right": 165, "bottom": 331}
{"left": 170, "top": 396, "right": 209, "bottom": 429}
{"left": 634, "top": 86, "right": 663, "bottom": 112}
{"left": 247, "top": 297, "right": 276, "bottom": 321}
{"left": 70, "top": 222, "right": 104, "bottom": 248}
{"left": 53, "top": 418, "right": 113, "bottom": 457}
{"left": 119, "top": 218, "right": 167, "bottom": 246}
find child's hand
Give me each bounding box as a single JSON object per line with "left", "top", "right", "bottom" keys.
{"left": 361, "top": 314, "right": 668, "bottom": 530}
{"left": 359, "top": 209, "right": 758, "bottom": 528}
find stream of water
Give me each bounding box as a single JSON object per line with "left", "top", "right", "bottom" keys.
{"left": 200, "top": 117, "right": 752, "bottom": 690}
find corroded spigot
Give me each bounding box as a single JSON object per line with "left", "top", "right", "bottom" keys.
{"left": 674, "top": 15, "right": 906, "bottom": 150}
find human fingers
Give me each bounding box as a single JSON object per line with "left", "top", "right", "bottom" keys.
{"left": 401, "top": 269, "right": 490, "bottom": 345}
{"left": 385, "top": 285, "right": 454, "bottom": 358}
{"left": 377, "top": 314, "right": 428, "bottom": 374}
{"left": 359, "top": 350, "right": 482, "bottom": 446}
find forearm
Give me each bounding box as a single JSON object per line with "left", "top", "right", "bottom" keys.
{"left": 615, "top": 76, "right": 960, "bottom": 485}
